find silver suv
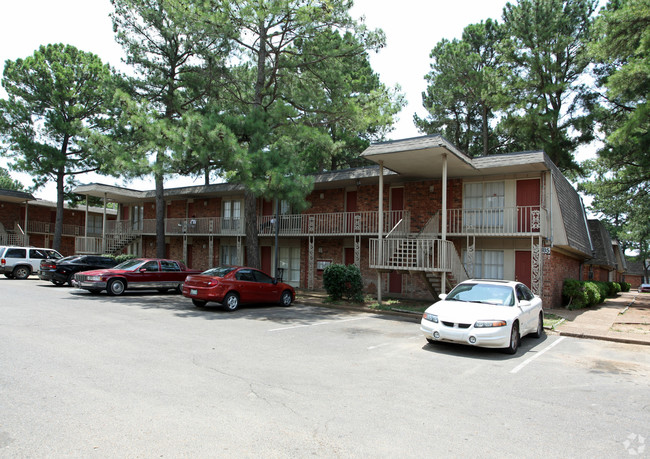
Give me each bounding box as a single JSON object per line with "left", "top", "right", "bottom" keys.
{"left": 0, "top": 246, "right": 63, "bottom": 279}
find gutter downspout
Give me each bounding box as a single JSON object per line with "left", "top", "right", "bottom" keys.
{"left": 377, "top": 161, "right": 384, "bottom": 305}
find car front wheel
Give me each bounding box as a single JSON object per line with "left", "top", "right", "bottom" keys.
{"left": 107, "top": 278, "right": 126, "bottom": 296}
{"left": 279, "top": 290, "right": 293, "bottom": 307}
{"left": 12, "top": 266, "right": 30, "bottom": 280}
{"left": 222, "top": 292, "right": 239, "bottom": 311}
{"left": 504, "top": 321, "right": 519, "bottom": 354}
{"left": 531, "top": 312, "right": 544, "bottom": 338}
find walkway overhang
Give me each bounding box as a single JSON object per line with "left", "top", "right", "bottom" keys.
{"left": 360, "top": 135, "right": 477, "bottom": 178}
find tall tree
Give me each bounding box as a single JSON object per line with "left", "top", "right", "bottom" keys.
{"left": 580, "top": 0, "right": 650, "bottom": 259}
{"left": 0, "top": 44, "right": 118, "bottom": 251}
{"left": 416, "top": 19, "right": 507, "bottom": 156}
{"left": 189, "top": 0, "right": 392, "bottom": 269}
{"left": 500, "top": 0, "right": 598, "bottom": 172}
{"left": 110, "top": 0, "right": 230, "bottom": 258}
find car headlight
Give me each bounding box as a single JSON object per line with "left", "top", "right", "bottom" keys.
{"left": 86, "top": 275, "right": 103, "bottom": 281}
{"left": 474, "top": 320, "right": 507, "bottom": 328}
{"left": 423, "top": 312, "right": 438, "bottom": 323}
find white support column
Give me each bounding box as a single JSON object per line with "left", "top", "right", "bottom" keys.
{"left": 102, "top": 193, "right": 107, "bottom": 254}
{"left": 84, "top": 196, "right": 89, "bottom": 238}
{"left": 377, "top": 161, "right": 384, "bottom": 304}
{"left": 441, "top": 153, "right": 448, "bottom": 294}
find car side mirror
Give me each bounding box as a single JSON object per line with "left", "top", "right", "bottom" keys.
{"left": 139, "top": 268, "right": 147, "bottom": 273}
{"left": 519, "top": 299, "right": 531, "bottom": 307}
{"left": 438, "top": 293, "right": 447, "bottom": 301}
{"left": 273, "top": 278, "right": 278, "bottom": 285}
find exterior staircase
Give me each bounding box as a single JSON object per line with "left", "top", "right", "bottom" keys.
{"left": 105, "top": 232, "right": 141, "bottom": 255}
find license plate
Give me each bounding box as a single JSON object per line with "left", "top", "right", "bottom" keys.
{"left": 190, "top": 289, "right": 197, "bottom": 295}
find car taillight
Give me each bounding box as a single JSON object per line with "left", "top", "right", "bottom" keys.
{"left": 1, "top": 258, "right": 5, "bottom": 266}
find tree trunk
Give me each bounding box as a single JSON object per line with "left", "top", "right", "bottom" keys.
{"left": 482, "top": 104, "right": 489, "bottom": 156}
{"left": 53, "top": 167, "right": 65, "bottom": 252}
{"left": 244, "top": 189, "right": 259, "bottom": 269}
{"left": 155, "top": 167, "right": 166, "bottom": 259}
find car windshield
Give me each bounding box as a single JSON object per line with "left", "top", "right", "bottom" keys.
{"left": 446, "top": 283, "right": 515, "bottom": 306}
{"left": 112, "top": 259, "right": 146, "bottom": 270}
{"left": 201, "top": 266, "right": 236, "bottom": 277}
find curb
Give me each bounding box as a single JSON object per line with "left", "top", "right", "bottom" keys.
{"left": 557, "top": 330, "right": 650, "bottom": 346}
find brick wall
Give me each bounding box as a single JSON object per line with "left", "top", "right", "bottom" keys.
{"left": 542, "top": 250, "right": 583, "bottom": 308}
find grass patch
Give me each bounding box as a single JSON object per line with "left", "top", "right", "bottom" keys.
{"left": 365, "top": 296, "right": 430, "bottom": 313}
{"left": 544, "top": 313, "right": 565, "bottom": 329}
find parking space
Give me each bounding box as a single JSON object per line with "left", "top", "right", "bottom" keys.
{"left": 1, "top": 278, "right": 649, "bottom": 457}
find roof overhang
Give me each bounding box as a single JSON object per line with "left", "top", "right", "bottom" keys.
{"left": 360, "top": 135, "right": 477, "bottom": 178}
{"left": 0, "top": 188, "right": 35, "bottom": 203}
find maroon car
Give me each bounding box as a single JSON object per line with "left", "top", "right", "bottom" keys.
{"left": 72, "top": 258, "right": 201, "bottom": 296}
{"left": 182, "top": 266, "right": 295, "bottom": 311}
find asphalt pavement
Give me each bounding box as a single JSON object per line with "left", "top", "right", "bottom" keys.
{"left": 295, "top": 289, "right": 650, "bottom": 346}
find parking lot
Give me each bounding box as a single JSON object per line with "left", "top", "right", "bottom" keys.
{"left": 1, "top": 278, "right": 649, "bottom": 457}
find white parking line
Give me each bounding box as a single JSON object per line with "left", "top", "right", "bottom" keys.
{"left": 510, "top": 337, "right": 566, "bottom": 374}
{"left": 268, "top": 316, "right": 368, "bottom": 332}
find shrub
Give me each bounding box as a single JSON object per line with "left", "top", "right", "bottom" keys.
{"left": 621, "top": 282, "right": 631, "bottom": 292}
{"left": 323, "top": 263, "right": 364, "bottom": 302}
{"left": 584, "top": 282, "right": 601, "bottom": 306}
{"left": 113, "top": 253, "right": 137, "bottom": 264}
{"left": 563, "top": 279, "right": 588, "bottom": 309}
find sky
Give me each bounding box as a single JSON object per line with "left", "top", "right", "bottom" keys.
{"left": 0, "top": 0, "right": 536, "bottom": 199}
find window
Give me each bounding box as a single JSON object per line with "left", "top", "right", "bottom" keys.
{"left": 87, "top": 215, "right": 104, "bottom": 235}
{"left": 236, "top": 269, "right": 255, "bottom": 282}
{"left": 463, "top": 250, "right": 504, "bottom": 279}
{"left": 160, "top": 260, "right": 181, "bottom": 272}
{"left": 221, "top": 245, "right": 239, "bottom": 266}
{"left": 5, "top": 248, "right": 26, "bottom": 258}
{"left": 141, "top": 261, "right": 159, "bottom": 272}
{"left": 464, "top": 182, "right": 505, "bottom": 229}
{"left": 222, "top": 200, "right": 241, "bottom": 231}
{"left": 253, "top": 270, "right": 274, "bottom": 284}
{"left": 29, "top": 249, "right": 49, "bottom": 259}
{"left": 278, "top": 247, "right": 300, "bottom": 285}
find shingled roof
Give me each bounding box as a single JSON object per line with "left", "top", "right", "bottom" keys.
{"left": 586, "top": 219, "right": 617, "bottom": 268}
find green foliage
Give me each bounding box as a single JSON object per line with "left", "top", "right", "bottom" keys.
{"left": 323, "top": 263, "right": 364, "bottom": 302}
{"left": 419, "top": 0, "right": 598, "bottom": 172}
{"left": 579, "top": 0, "right": 650, "bottom": 263}
{"left": 562, "top": 279, "right": 622, "bottom": 309}
{"left": 0, "top": 167, "right": 25, "bottom": 191}
{"left": 0, "top": 43, "right": 120, "bottom": 250}
{"left": 621, "top": 282, "right": 631, "bottom": 292}
{"left": 416, "top": 19, "right": 509, "bottom": 156}
{"left": 107, "top": 253, "right": 138, "bottom": 264}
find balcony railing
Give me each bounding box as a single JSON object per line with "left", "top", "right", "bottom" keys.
{"left": 25, "top": 220, "right": 98, "bottom": 237}
{"left": 103, "top": 210, "right": 410, "bottom": 238}
{"left": 369, "top": 238, "right": 456, "bottom": 272}
{"left": 421, "top": 207, "right": 547, "bottom": 236}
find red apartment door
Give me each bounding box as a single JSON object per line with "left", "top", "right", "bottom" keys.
{"left": 261, "top": 246, "right": 272, "bottom": 276}
{"left": 344, "top": 247, "right": 355, "bottom": 266}
{"left": 346, "top": 191, "right": 357, "bottom": 233}
{"left": 517, "top": 179, "right": 540, "bottom": 232}
{"left": 515, "top": 251, "right": 532, "bottom": 289}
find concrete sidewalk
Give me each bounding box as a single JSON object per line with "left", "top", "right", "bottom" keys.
{"left": 295, "top": 289, "right": 650, "bottom": 346}
{"left": 543, "top": 291, "right": 650, "bottom": 345}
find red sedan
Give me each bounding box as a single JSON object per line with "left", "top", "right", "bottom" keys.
{"left": 73, "top": 258, "right": 201, "bottom": 296}
{"left": 182, "top": 266, "right": 295, "bottom": 311}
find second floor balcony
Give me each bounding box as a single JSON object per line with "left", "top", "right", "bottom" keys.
{"left": 104, "top": 210, "right": 411, "bottom": 238}
{"left": 421, "top": 206, "right": 548, "bottom": 237}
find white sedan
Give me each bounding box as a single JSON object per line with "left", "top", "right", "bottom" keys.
{"left": 420, "top": 279, "right": 544, "bottom": 354}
